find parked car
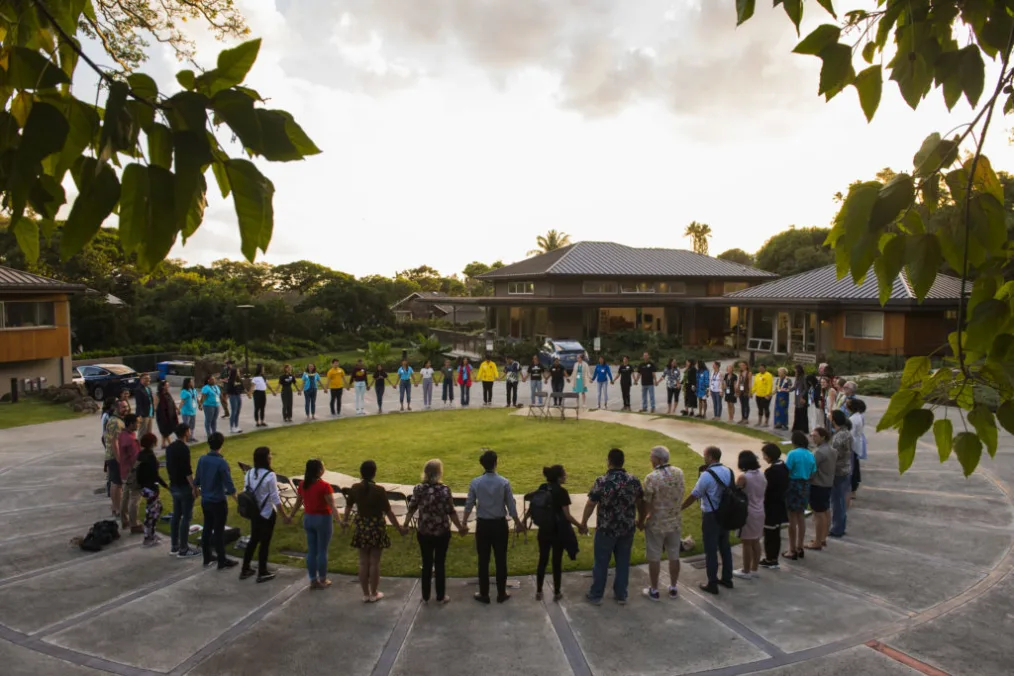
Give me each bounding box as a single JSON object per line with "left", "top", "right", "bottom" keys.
{"left": 74, "top": 364, "right": 141, "bottom": 401}
{"left": 537, "top": 339, "right": 588, "bottom": 373}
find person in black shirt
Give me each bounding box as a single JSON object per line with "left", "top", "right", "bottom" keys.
{"left": 374, "top": 365, "right": 390, "bottom": 413}
{"left": 226, "top": 365, "right": 249, "bottom": 434}
{"left": 681, "top": 359, "right": 698, "bottom": 416}
{"left": 530, "top": 465, "right": 582, "bottom": 601}
{"left": 616, "top": 356, "right": 634, "bottom": 410}
{"left": 548, "top": 358, "right": 566, "bottom": 404}
{"left": 165, "top": 423, "right": 201, "bottom": 557}
{"left": 760, "top": 443, "right": 790, "bottom": 569}
{"left": 634, "top": 352, "right": 658, "bottom": 413}
{"left": 278, "top": 364, "right": 297, "bottom": 422}
{"left": 524, "top": 356, "right": 545, "bottom": 405}
{"left": 136, "top": 432, "right": 169, "bottom": 547}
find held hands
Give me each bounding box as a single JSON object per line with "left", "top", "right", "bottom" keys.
{"left": 578, "top": 523, "right": 589, "bottom": 536}
{"left": 458, "top": 523, "right": 469, "bottom": 536}
{"left": 399, "top": 525, "right": 410, "bottom": 536}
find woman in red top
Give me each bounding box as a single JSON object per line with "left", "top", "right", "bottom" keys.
{"left": 286, "top": 459, "right": 340, "bottom": 590}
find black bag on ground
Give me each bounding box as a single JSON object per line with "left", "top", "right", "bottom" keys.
{"left": 528, "top": 487, "right": 554, "bottom": 530}
{"left": 237, "top": 470, "right": 269, "bottom": 520}
{"left": 79, "top": 520, "right": 120, "bottom": 552}
{"left": 705, "top": 468, "right": 749, "bottom": 531}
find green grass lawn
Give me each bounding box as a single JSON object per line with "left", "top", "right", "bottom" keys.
{"left": 162, "top": 409, "right": 709, "bottom": 577}
{"left": 0, "top": 397, "right": 88, "bottom": 429}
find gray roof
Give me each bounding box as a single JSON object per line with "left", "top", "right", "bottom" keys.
{"left": 0, "top": 265, "right": 86, "bottom": 293}
{"left": 478, "top": 242, "right": 775, "bottom": 280}
{"left": 725, "top": 264, "right": 965, "bottom": 303}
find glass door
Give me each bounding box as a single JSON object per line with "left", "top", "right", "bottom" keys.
{"left": 775, "top": 312, "right": 790, "bottom": 354}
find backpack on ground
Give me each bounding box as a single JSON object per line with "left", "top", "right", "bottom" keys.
{"left": 705, "top": 467, "right": 749, "bottom": 531}
{"left": 528, "top": 487, "right": 555, "bottom": 530}
{"left": 79, "top": 520, "right": 120, "bottom": 552}
{"left": 237, "top": 470, "right": 270, "bottom": 520}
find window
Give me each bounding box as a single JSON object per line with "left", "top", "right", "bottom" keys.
{"left": 620, "top": 282, "right": 655, "bottom": 294}
{"left": 657, "top": 282, "right": 687, "bottom": 294}
{"left": 0, "top": 301, "right": 56, "bottom": 329}
{"left": 583, "top": 281, "right": 618, "bottom": 294}
{"left": 507, "top": 281, "right": 534, "bottom": 295}
{"left": 945, "top": 310, "right": 958, "bottom": 320}
{"left": 724, "top": 282, "right": 749, "bottom": 294}
{"left": 844, "top": 312, "right": 884, "bottom": 340}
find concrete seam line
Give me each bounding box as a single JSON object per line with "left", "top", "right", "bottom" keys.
{"left": 865, "top": 641, "right": 953, "bottom": 676}
{"left": 846, "top": 506, "right": 1014, "bottom": 535}
{"left": 0, "top": 497, "right": 107, "bottom": 516}
{"left": 0, "top": 522, "right": 97, "bottom": 547}
{"left": 0, "top": 450, "right": 64, "bottom": 477}
{"left": 0, "top": 621, "right": 160, "bottom": 676}
{"left": 168, "top": 576, "right": 308, "bottom": 676}
{"left": 0, "top": 540, "right": 143, "bottom": 588}
{"left": 681, "top": 587, "right": 786, "bottom": 657}
{"left": 778, "top": 563, "right": 915, "bottom": 617}
{"left": 821, "top": 535, "right": 987, "bottom": 577}
{"left": 542, "top": 587, "right": 593, "bottom": 676}
{"left": 369, "top": 579, "right": 421, "bottom": 676}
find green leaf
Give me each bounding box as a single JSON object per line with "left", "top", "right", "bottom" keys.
{"left": 980, "top": 2, "right": 1014, "bottom": 58}
{"left": 920, "top": 366, "right": 952, "bottom": 399}
{"left": 126, "top": 73, "right": 158, "bottom": 100}
{"left": 816, "top": 0, "right": 836, "bottom": 18}
{"left": 148, "top": 123, "right": 173, "bottom": 169}
{"left": 920, "top": 174, "right": 940, "bottom": 212}
{"left": 965, "top": 299, "right": 1009, "bottom": 353}
{"left": 98, "top": 81, "right": 132, "bottom": 160}
{"left": 948, "top": 379, "right": 975, "bottom": 411}
{"left": 782, "top": 0, "right": 803, "bottom": 34}
{"left": 226, "top": 159, "right": 276, "bottom": 261}
{"left": 874, "top": 233, "right": 907, "bottom": 305}
{"left": 890, "top": 46, "right": 932, "bottom": 110}
{"left": 898, "top": 409, "right": 933, "bottom": 473}
{"left": 901, "top": 210, "right": 924, "bottom": 234}
{"left": 55, "top": 99, "right": 100, "bottom": 180}
{"left": 6, "top": 47, "right": 71, "bottom": 89}
{"left": 61, "top": 158, "right": 121, "bottom": 260}
{"left": 794, "top": 24, "right": 840, "bottom": 55}
{"left": 280, "top": 112, "right": 321, "bottom": 157}
{"left": 905, "top": 234, "right": 942, "bottom": 301}
{"left": 934, "top": 50, "right": 963, "bottom": 110}
{"left": 953, "top": 433, "right": 982, "bottom": 476}
{"left": 172, "top": 131, "right": 212, "bottom": 233}
{"left": 176, "top": 70, "right": 196, "bottom": 90}
{"left": 818, "top": 43, "right": 855, "bottom": 99}
{"left": 862, "top": 41, "right": 877, "bottom": 64}
{"left": 11, "top": 217, "right": 39, "bottom": 263}
{"left": 215, "top": 39, "right": 262, "bottom": 90}
{"left": 969, "top": 194, "right": 1008, "bottom": 255}
{"left": 18, "top": 102, "right": 68, "bottom": 165}
{"left": 736, "top": 0, "right": 755, "bottom": 25}
{"left": 853, "top": 65, "right": 882, "bottom": 121}
{"left": 125, "top": 100, "right": 155, "bottom": 134}
{"left": 39, "top": 218, "right": 57, "bottom": 242}
{"left": 901, "top": 356, "right": 931, "bottom": 388}
{"left": 968, "top": 155, "right": 1004, "bottom": 204}
{"left": 57, "top": 35, "right": 80, "bottom": 78}
{"left": 996, "top": 401, "right": 1014, "bottom": 436}
{"left": 138, "top": 165, "right": 178, "bottom": 271}
{"left": 118, "top": 163, "right": 148, "bottom": 253}
{"left": 869, "top": 173, "right": 913, "bottom": 229}
{"left": 989, "top": 333, "right": 1014, "bottom": 362}
{"left": 967, "top": 405, "right": 998, "bottom": 458}
{"left": 211, "top": 158, "right": 231, "bottom": 198}
{"left": 913, "top": 133, "right": 959, "bottom": 178}
{"left": 166, "top": 92, "right": 210, "bottom": 132}
{"left": 877, "top": 388, "right": 921, "bottom": 431}
{"left": 933, "top": 419, "right": 953, "bottom": 462}
{"left": 959, "top": 45, "right": 985, "bottom": 107}
{"left": 181, "top": 173, "right": 208, "bottom": 242}
{"left": 27, "top": 174, "right": 65, "bottom": 219}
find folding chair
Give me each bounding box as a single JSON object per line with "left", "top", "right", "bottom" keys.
{"left": 274, "top": 473, "right": 299, "bottom": 512}
{"left": 452, "top": 495, "right": 474, "bottom": 525}
{"left": 527, "top": 391, "right": 548, "bottom": 421}
{"left": 385, "top": 490, "right": 413, "bottom": 526}
{"left": 237, "top": 461, "right": 252, "bottom": 473}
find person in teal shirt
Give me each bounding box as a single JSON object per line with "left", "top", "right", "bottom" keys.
{"left": 302, "top": 363, "right": 322, "bottom": 420}
{"left": 199, "top": 376, "right": 221, "bottom": 439}
{"left": 397, "top": 359, "right": 415, "bottom": 411}
{"left": 783, "top": 431, "right": 817, "bottom": 560}
{"left": 179, "top": 377, "right": 200, "bottom": 442}
{"left": 592, "top": 356, "right": 613, "bottom": 410}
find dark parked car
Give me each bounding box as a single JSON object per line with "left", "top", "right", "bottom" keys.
{"left": 74, "top": 364, "right": 141, "bottom": 401}
{"left": 537, "top": 339, "right": 588, "bottom": 373}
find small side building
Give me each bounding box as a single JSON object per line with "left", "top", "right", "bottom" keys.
{"left": 719, "top": 264, "right": 962, "bottom": 359}
{"left": 0, "top": 266, "right": 85, "bottom": 398}
{"left": 390, "top": 291, "right": 486, "bottom": 325}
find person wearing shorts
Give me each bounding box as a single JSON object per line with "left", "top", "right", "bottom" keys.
{"left": 806, "top": 427, "right": 835, "bottom": 551}
{"left": 639, "top": 446, "right": 685, "bottom": 601}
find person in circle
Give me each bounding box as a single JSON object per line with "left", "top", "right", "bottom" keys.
{"left": 530, "top": 464, "right": 581, "bottom": 602}
{"left": 523, "top": 355, "right": 545, "bottom": 406}
{"left": 663, "top": 359, "right": 681, "bottom": 415}
{"left": 759, "top": 443, "right": 789, "bottom": 570}
{"left": 300, "top": 363, "right": 323, "bottom": 420}
{"left": 548, "top": 357, "right": 566, "bottom": 404}
{"left": 792, "top": 364, "right": 810, "bottom": 433}
{"left": 250, "top": 364, "right": 276, "bottom": 428}
{"left": 154, "top": 380, "right": 179, "bottom": 449}
{"left": 404, "top": 459, "right": 466, "bottom": 604}
{"left": 829, "top": 410, "right": 854, "bottom": 538}
{"left": 198, "top": 375, "right": 221, "bottom": 439}
{"left": 420, "top": 360, "right": 435, "bottom": 410}
{"left": 457, "top": 357, "right": 473, "bottom": 407}
{"left": 440, "top": 358, "right": 456, "bottom": 408}
{"left": 178, "top": 377, "right": 200, "bottom": 442}
{"left": 240, "top": 446, "right": 283, "bottom": 583}
{"left": 733, "top": 450, "right": 767, "bottom": 580}
{"left": 592, "top": 355, "right": 613, "bottom": 410}
{"left": 344, "top": 460, "right": 408, "bottom": 603}
{"left": 397, "top": 358, "right": 415, "bottom": 412}
{"left": 277, "top": 364, "right": 297, "bottom": 423}
{"left": 723, "top": 364, "right": 738, "bottom": 423}
{"left": 696, "top": 359, "right": 710, "bottom": 418}
{"left": 616, "top": 356, "right": 634, "bottom": 411}
{"left": 285, "top": 459, "right": 340, "bottom": 590}
{"left": 783, "top": 431, "right": 817, "bottom": 560}
{"left": 805, "top": 427, "right": 834, "bottom": 551}
{"left": 373, "top": 363, "right": 390, "bottom": 414}
{"left": 569, "top": 353, "right": 589, "bottom": 407}
{"left": 773, "top": 367, "right": 793, "bottom": 430}
{"left": 681, "top": 359, "right": 697, "bottom": 416}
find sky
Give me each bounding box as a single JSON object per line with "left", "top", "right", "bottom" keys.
{"left": 114, "top": 0, "right": 1014, "bottom": 278}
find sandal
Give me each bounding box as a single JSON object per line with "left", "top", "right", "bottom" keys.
{"left": 797, "top": 548, "right": 805, "bottom": 559}
{"left": 318, "top": 579, "right": 332, "bottom": 588}
{"left": 782, "top": 550, "right": 798, "bottom": 560}
{"left": 803, "top": 542, "right": 823, "bottom": 551}
{"left": 371, "top": 592, "right": 385, "bottom": 603}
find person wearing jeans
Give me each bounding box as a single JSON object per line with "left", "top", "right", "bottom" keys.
{"left": 682, "top": 446, "right": 734, "bottom": 594}
{"left": 524, "top": 357, "right": 544, "bottom": 405}
{"left": 350, "top": 360, "right": 368, "bottom": 415}
{"left": 165, "top": 423, "right": 200, "bottom": 557}
{"left": 581, "top": 448, "right": 643, "bottom": 604}
{"left": 405, "top": 460, "right": 465, "bottom": 603}
{"left": 301, "top": 364, "right": 322, "bottom": 420}
{"left": 194, "top": 432, "right": 237, "bottom": 569}
{"left": 457, "top": 359, "right": 473, "bottom": 407}
{"left": 592, "top": 357, "right": 613, "bottom": 410}
{"left": 709, "top": 362, "right": 723, "bottom": 420}
{"left": 829, "top": 410, "right": 854, "bottom": 537}
{"left": 286, "top": 458, "right": 340, "bottom": 589}
{"left": 635, "top": 353, "right": 658, "bottom": 413}
{"left": 199, "top": 376, "right": 221, "bottom": 439}
{"left": 225, "top": 364, "right": 246, "bottom": 434}
{"left": 397, "top": 360, "right": 415, "bottom": 411}
{"left": 440, "top": 359, "right": 455, "bottom": 407}
{"left": 503, "top": 357, "right": 520, "bottom": 407}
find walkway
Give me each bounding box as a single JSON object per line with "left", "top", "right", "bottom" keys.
{"left": 0, "top": 394, "right": 1012, "bottom": 676}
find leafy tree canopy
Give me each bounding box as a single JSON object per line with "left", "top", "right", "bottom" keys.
{"left": 753, "top": 226, "right": 834, "bottom": 276}
{"left": 717, "top": 248, "right": 754, "bottom": 266}
{"left": 683, "top": 220, "right": 712, "bottom": 255}
{"left": 739, "top": 0, "right": 1014, "bottom": 475}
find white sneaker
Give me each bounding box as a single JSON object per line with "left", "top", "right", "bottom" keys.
{"left": 234, "top": 428, "right": 243, "bottom": 434}
{"left": 751, "top": 572, "right": 761, "bottom": 580}
{"left": 732, "top": 569, "right": 752, "bottom": 579}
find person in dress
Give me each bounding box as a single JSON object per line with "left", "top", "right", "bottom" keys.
{"left": 663, "top": 359, "right": 681, "bottom": 415}
{"left": 681, "top": 359, "right": 697, "bottom": 416}
{"left": 344, "top": 461, "right": 408, "bottom": 603}
{"left": 733, "top": 451, "right": 767, "bottom": 580}
{"left": 285, "top": 459, "right": 340, "bottom": 590}
{"left": 783, "top": 431, "right": 817, "bottom": 560}
{"left": 154, "top": 380, "right": 180, "bottom": 449}
{"left": 792, "top": 364, "right": 810, "bottom": 433}
{"left": 773, "top": 368, "right": 792, "bottom": 430}
{"left": 723, "top": 364, "right": 738, "bottom": 423}
{"left": 250, "top": 364, "right": 277, "bottom": 428}
{"left": 759, "top": 443, "right": 789, "bottom": 570}
{"left": 405, "top": 460, "right": 466, "bottom": 604}
{"left": 570, "top": 353, "right": 589, "bottom": 407}
{"left": 530, "top": 465, "right": 581, "bottom": 602}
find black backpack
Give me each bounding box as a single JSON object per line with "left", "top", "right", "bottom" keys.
{"left": 237, "top": 470, "right": 270, "bottom": 520}
{"left": 80, "top": 520, "right": 120, "bottom": 552}
{"left": 528, "top": 487, "right": 555, "bottom": 530}
{"left": 705, "top": 467, "right": 749, "bottom": 531}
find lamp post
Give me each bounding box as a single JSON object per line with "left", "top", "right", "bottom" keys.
{"left": 237, "top": 305, "right": 254, "bottom": 372}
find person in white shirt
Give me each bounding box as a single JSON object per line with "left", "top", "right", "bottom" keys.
{"left": 241, "top": 446, "right": 284, "bottom": 583}
{"left": 250, "top": 365, "right": 277, "bottom": 428}
{"left": 846, "top": 398, "right": 867, "bottom": 505}
{"left": 420, "top": 360, "right": 435, "bottom": 409}
{"left": 709, "top": 362, "right": 724, "bottom": 420}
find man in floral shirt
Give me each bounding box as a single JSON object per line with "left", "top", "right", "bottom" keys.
{"left": 639, "top": 446, "right": 685, "bottom": 601}
{"left": 581, "top": 448, "right": 643, "bottom": 605}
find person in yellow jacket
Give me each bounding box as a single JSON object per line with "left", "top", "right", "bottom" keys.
{"left": 477, "top": 355, "right": 499, "bottom": 407}
{"left": 326, "top": 359, "right": 345, "bottom": 416}
{"left": 751, "top": 363, "right": 774, "bottom": 427}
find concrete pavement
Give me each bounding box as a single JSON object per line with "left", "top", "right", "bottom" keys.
{"left": 0, "top": 388, "right": 1012, "bottom": 675}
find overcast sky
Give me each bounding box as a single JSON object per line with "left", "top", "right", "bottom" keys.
{"left": 125, "top": 0, "right": 1014, "bottom": 278}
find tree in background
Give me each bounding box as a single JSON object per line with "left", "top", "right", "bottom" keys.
{"left": 269, "top": 261, "right": 344, "bottom": 294}
{"left": 462, "top": 260, "right": 504, "bottom": 296}
{"left": 683, "top": 221, "right": 712, "bottom": 255}
{"left": 717, "top": 248, "right": 754, "bottom": 266}
{"left": 527, "top": 230, "right": 572, "bottom": 256}
{"left": 738, "top": 0, "right": 1014, "bottom": 475}
{"left": 753, "top": 227, "right": 834, "bottom": 277}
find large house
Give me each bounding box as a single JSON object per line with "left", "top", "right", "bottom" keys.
{"left": 718, "top": 264, "right": 963, "bottom": 358}
{"left": 0, "top": 266, "right": 85, "bottom": 398}
{"left": 432, "top": 242, "right": 776, "bottom": 345}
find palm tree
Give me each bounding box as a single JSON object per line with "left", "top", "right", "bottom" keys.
{"left": 684, "top": 221, "right": 713, "bottom": 255}
{"left": 527, "top": 230, "right": 572, "bottom": 256}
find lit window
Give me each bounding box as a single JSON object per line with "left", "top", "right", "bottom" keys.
{"left": 620, "top": 282, "right": 655, "bottom": 294}
{"left": 945, "top": 310, "right": 958, "bottom": 320}
{"left": 658, "top": 282, "right": 687, "bottom": 294}
{"left": 844, "top": 312, "right": 884, "bottom": 340}
{"left": 582, "top": 281, "right": 618, "bottom": 294}
{"left": 507, "top": 281, "right": 535, "bottom": 295}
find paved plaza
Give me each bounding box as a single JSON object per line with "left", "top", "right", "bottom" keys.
{"left": 1, "top": 387, "right": 1012, "bottom": 676}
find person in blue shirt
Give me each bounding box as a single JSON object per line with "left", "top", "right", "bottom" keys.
{"left": 179, "top": 377, "right": 200, "bottom": 443}
{"left": 592, "top": 356, "right": 613, "bottom": 410}
{"left": 682, "top": 446, "right": 735, "bottom": 594}
{"left": 397, "top": 359, "right": 415, "bottom": 412}
{"left": 696, "top": 360, "right": 710, "bottom": 418}
{"left": 783, "top": 431, "right": 817, "bottom": 561}
{"left": 199, "top": 375, "right": 221, "bottom": 440}
{"left": 194, "top": 432, "right": 237, "bottom": 569}
{"left": 301, "top": 363, "right": 322, "bottom": 420}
